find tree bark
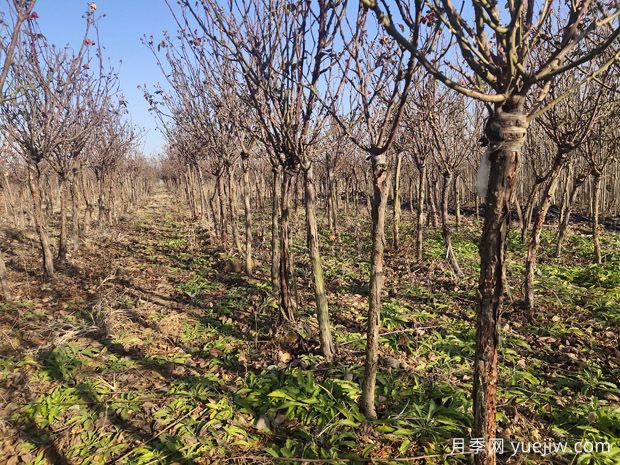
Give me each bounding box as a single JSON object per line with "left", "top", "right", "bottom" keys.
{"left": 592, "top": 172, "right": 602, "bottom": 264}
{"left": 303, "top": 166, "right": 334, "bottom": 362}
{"left": 361, "top": 152, "right": 391, "bottom": 420}
{"left": 57, "top": 176, "right": 68, "bottom": 264}
{"left": 392, "top": 153, "right": 402, "bottom": 250}
{"left": 241, "top": 154, "right": 254, "bottom": 275}
{"left": 441, "top": 170, "right": 463, "bottom": 278}
{"left": 555, "top": 174, "right": 586, "bottom": 258}
{"left": 70, "top": 171, "right": 80, "bottom": 251}
{"left": 415, "top": 163, "right": 427, "bottom": 261}
{"left": 271, "top": 166, "right": 281, "bottom": 295}
{"left": 0, "top": 253, "right": 10, "bottom": 301}
{"left": 473, "top": 109, "right": 527, "bottom": 465}
{"left": 278, "top": 167, "right": 296, "bottom": 321}
{"left": 525, "top": 155, "right": 566, "bottom": 310}
{"left": 27, "top": 166, "right": 54, "bottom": 280}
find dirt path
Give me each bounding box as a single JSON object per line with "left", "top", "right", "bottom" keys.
{"left": 0, "top": 186, "right": 274, "bottom": 464}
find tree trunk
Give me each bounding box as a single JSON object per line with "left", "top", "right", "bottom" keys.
{"left": 415, "top": 163, "right": 427, "bottom": 261}
{"left": 592, "top": 172, "right": 602, "bottom": 264}
{"left": 360, "top": 152, "right": 391, "bottom": 420}
{"left": 392, "top": 153, "right": 402, "bottom": 250}
{"left": 454, "top": 175, "right": 461, "bottom": 230}
{"left": 0, "top": 253, "right": 10, "bottom": 301}
{"left": 555, "top": 174, "right": 586, "bottom": 258}
{"left": 441, "top": 170, "right": 463, "bottom": 278}
{"left": 525, "top": 156, "right": 565, "bottom": 310}
{"left": 27, "top": 166, "right": 54, "bottom": 280}
{"left": 79, "top": 169, "right": 93, "bottom": 240}
{"left": 303, "top": 166, "right": 334, "bottom": 362}
{"left": 279, "top": 167, "right": 296, "bottom": 321}
{"left": 473, "top": 109, "right": 527, "bottom": 465}
{"left": 216, "top": 173, "right": 228, "bottom": 250}
{"left": 70, "top": 173, "right": 80, "bottom": 252}
{"left": 428, "top": 175, "right": 439, "bottom": 227}
{"left": 57, "top": 176, "right": 68, "bottom": 264}
{"left": 241, "top": 154, "right": 254, "bottom": 275}
{"left": 271, "top": 167, "right": 281, "bottom": 295}
{"left": 227, "top": 165, "right": 244, "bottom": 254}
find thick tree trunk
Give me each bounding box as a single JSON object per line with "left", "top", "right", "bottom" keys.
{"left": 592, "top": 172, "right": 602, "bottom": 264}
{"left": 473, "top": 109, "right": 527, "bottom": 465}
{"left": 392, "top": 153, "right": 402, "bottom": 250}
{"left": 303, "top": 166, "right": 334, "bottom": 362}
{"left": 441, "top": 171, "right": 463, "bottom": 278}
{"left": 415, "top": 163, "right": 427, "bottom": 261}
{"left": 361, "top": 152, "right": 391, "bottom": 420}
{"left": 241, "top": 154, "right": 254, "bottom": 275}
{"left": 27, "top": 166, "right": 54, "bottom": 280}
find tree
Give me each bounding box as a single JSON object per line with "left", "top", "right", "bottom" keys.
{"left": 365, "top": 0, "right": 620, "bottom": 462}
{"left": 0, "top": 0, "right": 36, "bottom": 299}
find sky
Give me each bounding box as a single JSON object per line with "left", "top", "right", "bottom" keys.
{"left": 32, "top": 0, "right": 181, "bottom": 157}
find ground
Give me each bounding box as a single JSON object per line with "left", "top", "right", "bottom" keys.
{"left": 0, "top": 186, "right": 619, "bottom": 465}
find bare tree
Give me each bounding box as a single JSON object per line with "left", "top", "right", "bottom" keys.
{"left": 365, "top": 0, "right": 620, "bottom": 462}
{"left": 0, "top": 0, "right": 36, "bottom": 299}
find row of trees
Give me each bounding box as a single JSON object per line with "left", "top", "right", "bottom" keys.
{"left": 0, "top": 2, "right": 154, "bottom": 294}
{"left": 148, "top": 1, "right": 619, "bottom": 464}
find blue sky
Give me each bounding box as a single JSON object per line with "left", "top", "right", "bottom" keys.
{"left": 33, "top": 0, "right": 179, "bottom": 157}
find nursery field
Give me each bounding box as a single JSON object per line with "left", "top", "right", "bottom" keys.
{"left": 2, "top": 1, "right": 620, "bottom": 464}
{"left": 1, "top": 187, "right": 618, "bottom": 465}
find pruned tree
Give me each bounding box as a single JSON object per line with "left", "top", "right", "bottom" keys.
{"left": 365, "top": 0, "right": 620, "bottom": 461}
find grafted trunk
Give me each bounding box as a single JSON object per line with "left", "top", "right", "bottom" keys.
{"left": 392, "top": 153, "right": 402, "bottom": 250}
{"left": 303, "top": 166, "right": 334, "bottom": 362}
{"left": 592, "top": 172, "right": 602, "bottom": 264}
{"left": 241, "top": 154, "right": 253, "bottom": 275}
{"left": 441, "top": 170, "right": 463, "bottom": 278}
{"left": 415, "top": 163, "right": 427, "bottom": 261}
{"left": 27, "top": 166, "right": 54, "bottom": 280}
{"left": 360, "top": 152, "right": 391, "bottom": 420}
{"left": 474, "top": 109, "right": 527, "bottom": 465}
{"left": 525, "top": 155, "right": 566, "bottom": 310}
